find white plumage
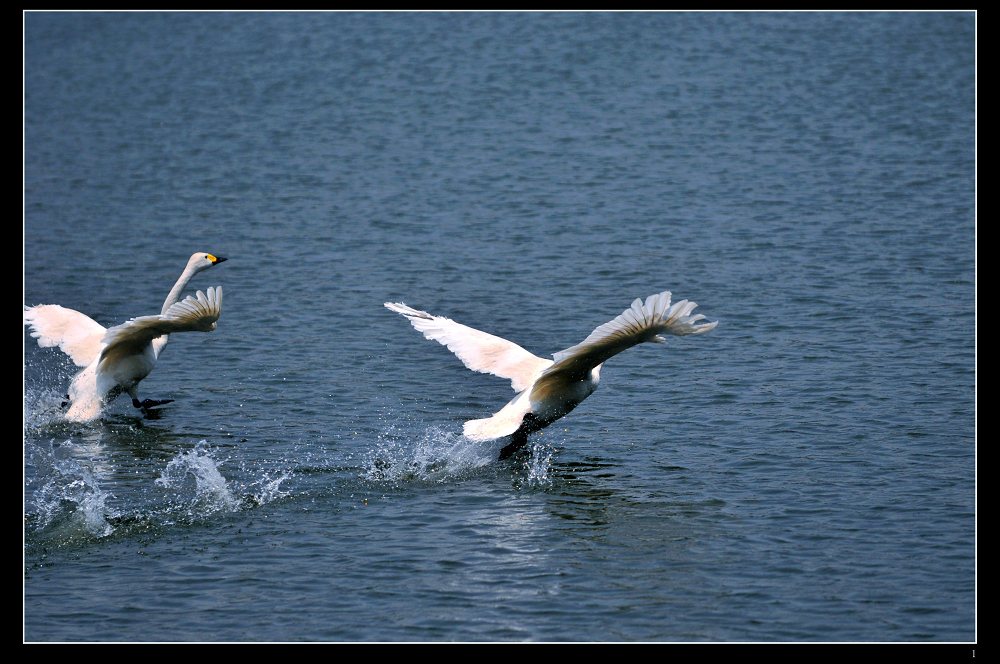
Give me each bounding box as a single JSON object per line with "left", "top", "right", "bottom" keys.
{"left": 385, "top": 290, "right": 718, "bottom": 459}
{"left": 383, "top": 302, "right": 552, "bottom": 392}
{"left": 24, "top": 252, "right": 227, "bottom": 422}
{"left": 23, "top": 305, "right": 107, "bottom": 368}
{"left": 100, "top": 287, "right": 223, "bottom": 362}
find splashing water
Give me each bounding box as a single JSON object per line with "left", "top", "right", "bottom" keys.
{"left": 26, "top": 441, "right": 117, "bottom": 541}
{"left": 23, "top": 351, "right": 94, "bottom": 430}
{"left": 245, "top": 469, "right": 293, "bottom": 507}
{"left": 362, "top": 425, "right": 496, "bottom": 485}
{"left": 521, "top": 441, "right": 556, "bottom": 489}
{"left": 156, "top": 441, "right": 239, "bottom": 515}
{"left": 23, "top": 385, "right": 72, "bottom": 431}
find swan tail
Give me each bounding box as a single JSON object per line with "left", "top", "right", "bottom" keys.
{"left": 463, "top": 415, "right": 522, "bottom": 442}
{"left": 462, "top": 394, "right": 530, "bottom": 442}
{"left": 63, "top": 363, "right": 105, "bottom": 422}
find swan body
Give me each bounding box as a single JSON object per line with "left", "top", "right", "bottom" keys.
{"left": 24, "top": 252, "right": 227, "bottom": 421}
{"left": 385, "top": 290, "right": 717, "bottom": 458}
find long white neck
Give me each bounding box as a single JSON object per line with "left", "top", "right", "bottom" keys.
{"left": 152, "top": 260, "right": 201, "bottom": 358}
{"left": 161, "top": 262, "right": 201, "bottom": 315}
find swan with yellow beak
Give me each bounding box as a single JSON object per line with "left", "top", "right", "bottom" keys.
{"left": 25, "top": 252, "right": 227, "bottom": 421}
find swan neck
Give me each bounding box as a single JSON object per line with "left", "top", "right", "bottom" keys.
{"left": 161, "top": 262, "right": 199, "bottom": 315}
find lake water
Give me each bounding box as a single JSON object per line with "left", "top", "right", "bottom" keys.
{"left": 23, "top": 12, "right": 975, "bottom": 642}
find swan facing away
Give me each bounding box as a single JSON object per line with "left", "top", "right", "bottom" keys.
{"left": 24, "top": 252, "right": 227, "bottom": 422}
{"left": 385, "top": 290, "right": 718, "bottom": 459}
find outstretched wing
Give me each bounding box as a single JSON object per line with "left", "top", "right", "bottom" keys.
{"left": 531, "top": 290, "right": 717, "bottom": 398}
{"left": 100, "top": 287, "right": 223, "bottom": 365}
{"left": 384, "top": 302, "right": 553, "bottom": 392}
{"left": 24, "top": 304, "right": 107, "bottom": 367}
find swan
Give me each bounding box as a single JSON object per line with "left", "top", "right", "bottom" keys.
{"left": 24, "top": 252, "right": 227, "bottom": 422}
{"left": 385, "top": 289, "right": 718, "bottom": 459}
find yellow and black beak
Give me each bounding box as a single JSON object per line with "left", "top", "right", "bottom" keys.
{"left": 207, "top": 254, "right": 228, "bottom": 265}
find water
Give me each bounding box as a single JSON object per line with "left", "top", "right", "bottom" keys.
{"left": 23, "top": 12, "right": 975, "bottom": 642}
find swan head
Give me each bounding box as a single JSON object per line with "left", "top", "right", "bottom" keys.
{"left": 189, "top": 252, "right": 228, "bottom": 273}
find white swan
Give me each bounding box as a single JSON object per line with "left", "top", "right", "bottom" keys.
{"left": 385, "top": 290, "right": 718, "bottom": 459}
{"left": 24, "top": 252, "right": 227, "bottom": 422}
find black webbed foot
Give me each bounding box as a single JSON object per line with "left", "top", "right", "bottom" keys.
{"left": 132, "top": 398, "right": 174, "bottom": 409}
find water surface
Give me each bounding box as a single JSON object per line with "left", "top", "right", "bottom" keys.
{"left": 24, "top": 12, "right": 975, "bottom": 641}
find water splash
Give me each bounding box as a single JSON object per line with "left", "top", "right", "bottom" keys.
{"left": 244, "top": 469, "right": 293, "bottom": 507}
{"left": 362, "top": 425, "right": 495, "bottom": 485}
{"left": 156, "top": 441, "right": 238, "bottom": 515}
{"left": 23, "top": 385, "right": 72, "bottom": 431}
{"left": 26, "top": 441, "right": 117, "bottom": 541}
{"left": 155, "top": 442, "right": 293, "bottom": 517}
{"left": 521, "top": 441, "right": 556, "bottom": 489}
{"left": 360, "top": 411, "right": 563, "bottom": 488}
{"left": 25, "top": 438, "right": 294, "bottom": 552}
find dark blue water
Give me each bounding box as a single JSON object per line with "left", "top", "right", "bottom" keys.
{"left": 23, "top": 12, "right": 975, "bottom": 642}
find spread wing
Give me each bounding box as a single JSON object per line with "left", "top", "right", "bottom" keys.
{"left": 531, "top": 290, "right": 717, "bottom": 398}
{"left": 99, "top": 287, "right": 223, "bottom": 365}
{"left": 384, "top": 302, "right": 553, "bottom": 392}
{"left": 24, "top": 304, "right": 107, "bottom": 367}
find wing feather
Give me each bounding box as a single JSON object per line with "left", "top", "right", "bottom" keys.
{"left": 24, "top": 304, "right": 107, "bottom": 367}
{"left": 100, "top": 287, "right": 223, "bottom": 364}
{"left": 533, "top": 290, "right": 717, "bottom": 394}
{"left": 385, "top": 302, "right": 552, "bottom": 392}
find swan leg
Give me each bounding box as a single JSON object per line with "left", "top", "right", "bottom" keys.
{"left": 127, "top": 387, "right": 173, "bottom": 410}
{"left": 498, "top": 431, "right": 529, "bottom": 460}
{"left": 499, "top": 414, "right": 541, "bottom": 460}
{"left": 135, "top": 398, "right": 175, "bottom": 409}
{"left": 498, "top": 413, "right": 549, "bottom": 460}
